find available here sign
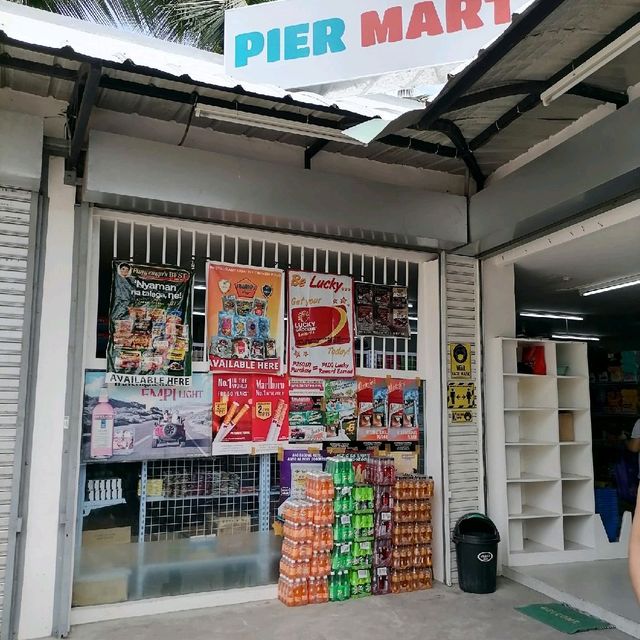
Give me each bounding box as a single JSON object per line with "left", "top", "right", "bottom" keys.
{"left": 224, "top": 0, "right": 530, "bottom": 88}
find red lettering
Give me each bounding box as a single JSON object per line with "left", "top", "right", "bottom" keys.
{"left": 361, "top": 7, "right": 403, "bottom": 47}
{"left": 446, "top": 0, "right": 483, "bottom": 33}
{"left": 406, "top": 2, "right": 444, "bottom": 39}
{"left": 485, "top": 0, "right": 511, "bottom": 24}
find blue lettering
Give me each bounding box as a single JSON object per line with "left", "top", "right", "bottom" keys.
{"left": 235, "top": 31, "right": 264, "bottom": 67}
{"left": 284, "top": 23, "right": 310, "bottom": 60}
{"left": 313, "top": 18, "right": 346, "bottom": 56}
{"left": 267, "top": 28, "right": 281, "bottom": 62}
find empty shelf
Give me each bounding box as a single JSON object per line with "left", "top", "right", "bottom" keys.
{"left": 507, "top": 473, "right": 559, "bottom": 483}
{"left": 511, "top": 540, "right": 563, "bottom": 554}
{"left": 506, "top": 441, "right": 557, "bottom": 446}
{"left": 561, "top": 473, "right": 591, "bottom": 481}
{"left": 505, "top": 407, "right": 557, "bottom": 412}
{"left": 509, "top": 505, "right": 561, "bottom": 520}
{"left": 559, "top": 441, "right": 590, "bottom": 446}
{"left": 562, "top": 506, "right": 592, "bottom": 516}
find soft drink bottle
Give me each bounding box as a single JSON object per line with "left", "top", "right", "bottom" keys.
{"left": 317, "top": 576, "right": 329, "bottom": 603}
{"left": 329, "top": 571, "right": 338, "bottom": 601}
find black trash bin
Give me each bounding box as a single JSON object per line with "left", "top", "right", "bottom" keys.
{"left": 452, "top": 513, "right": 500, "bottom": 594}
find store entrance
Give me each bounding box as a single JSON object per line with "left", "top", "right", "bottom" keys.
{"left": 507, "top": 211, "right": 640, "bottom": 635}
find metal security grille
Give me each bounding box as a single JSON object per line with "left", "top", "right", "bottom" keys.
{"left": 0, "top": 186, "right": 31, "bottom": 625}
{"left": 444, "top": 255, "right": 483, "bottom": 584}
{"left": 143, "top": 457, "right": 267, "bottom": 541}
{"left": 86, "top": 209, "right": 433, "bottom": 378}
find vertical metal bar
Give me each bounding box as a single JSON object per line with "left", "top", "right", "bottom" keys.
{"left": 145, "top": 225, "right": 150, "bottom": 263}
{"left": 325, "top": 250, "right": 329, "bottom": 273}
{"left": 258, "top": 454, "right": 271, "bottom": 532}
{"left": 406, "top": 261, "right": 410, "bottom": 370}
{"left": 261, "top": 241, "right": 266, "bottom": 268}
{"left": 234, "top": 237, "right": 239, "bottom": 264}
{"left": 138, "top": 461, "right": 148, "bottom": 542}
{"left": 221, "top": 235, "right": 226, "bottom": 262}
{"left": 287, "top": 244, "right": 292, "bottom": 269}
{"left": 129, "top": 223, "right": 134, "bottom": 260}
{"left": 206, "top": 234, "right": 211, "bottom": 263}
{"left": 248, "top": 238, "right": 253, "bottom": 265}
{"left": 113, "top": 218, "right": 118, "bottom": 257}
{"left": 162, "top": 227, "right": 167, "bottom": 264}
{"left": 177, "top": 227, "right": 182, "bottom": 265}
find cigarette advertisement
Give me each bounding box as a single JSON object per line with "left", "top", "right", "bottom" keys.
{"left": 212, "top": 374, "right": 289, "bottom": 454}
{"left": 82, "top": 371, "right": 212, "bottom": 463}
{"left": 356, "top": 377, "right": 388, "bottom": 441}
{"left": 106, "top": 261, "right": 193, "bottom": 386}
{"left": 288, "top": 271, "right": 356, "bottom": 378}
{"left": 207, "top": 263, "right": 285, "bottom": 374}
{"left": 324, "top": 379, "right": 357, "bottom": 442}
{"left": 388, "top": 380, "right": 420, "bottom": 442}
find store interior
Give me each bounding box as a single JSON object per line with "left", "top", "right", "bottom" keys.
{"left": 510, "top": 212, "right": 640, "bottom": 634}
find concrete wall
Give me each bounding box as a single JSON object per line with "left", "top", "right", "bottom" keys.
{"left": 84, "top": 131, "right": 467, "bottom": 249}
{"left": 468, "top": 98, "right": 640, "bottom": 255}
{"left": 17, "top": 158, "right": 75, "bottom": 639}
{"left": 0, "top": 110, "right": 43, "bottom": 191}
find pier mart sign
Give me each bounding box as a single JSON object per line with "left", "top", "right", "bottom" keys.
{"left": 225, "top": 0, "right": 530, "bottom": 88}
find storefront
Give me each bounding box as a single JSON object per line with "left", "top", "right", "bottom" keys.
{"left": 0, "top": 4, "right": 490, "bottom": 638}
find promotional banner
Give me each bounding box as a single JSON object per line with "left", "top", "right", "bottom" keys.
{"left": 356, "top": 377, "right": 388, "bottom": 441}
{"left": 280, "top": 448, "right": 326, "bottom": 500}
{"left": 388, "top": 379, "right": 420, "bottom": 441}
{"left": 207, "top": 263, "right": 285, "bottom": 374}
{"left": 289, "top": 378, "right": 326, "bottom": 443}
{"left": 82, "top": 371, "right": 212, "bottom": 462}
{"left": 355, "top": 283, "right": 409, "bottom": 338}
{"left": 288, "top": 271, "right": 355, "bottom": 378}
{"left": 212, "top": 373, "right": 289, "bottom": 454}
{"left": 106, "top": 261, "right": 193, "bottom": 386}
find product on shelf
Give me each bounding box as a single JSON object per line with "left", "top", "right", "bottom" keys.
{"left": 372, "top": 566, "right": 391, "bottom": 595}
{"left": 310, "top": 551, "right": 332, "bottom": 577}
{"left": 283, "top": 522, "right": 314, "bottom": 542}
{"left": 374, "top": 538, "right": 393, "bottom": 567}
{"left": 329, "top": 570, "right": 351, "bottom": 601}
{"left": 308, "top": 576, "right": 329, "bottom": 604}
{"left": 353, "top": 484, "right": 374, "bottom": 513}
{"left": 280, "top": 556, "right": 311, "bottom": 579}
{"left": 353, "top": 513, "right": 375, "bottom": 540}
{"left": 374, "top": 485, "right": 394, "bottom": 512}
{"left": 331, "top": 542, "right": 353, "bottom": 570}
{"left": 305, "top": 472, "right": 334, "bottom": 501}
{"left": 312, "top": 525, "right": 334, "bottom": 552}
{"left": 278, "top": 576, "right": 309, "bottom": 606}
{"left": 326, "top": 456, "right": 355, "bottom": 487}
{"left": 310, "top": 498, "right": 334, "bottom": 525}
{"left": 333, "top": 513, "right": 354, "bottom": 543}
{"left": 352, "top": 539, "right": 373, "bottom": 568}
{"left": 334, "top": 486, "right": 354, "bottom": 515}
{"left": 282, "top": 538, "right": 313, "bottom": 561}
{"left": 350, "top": 568, "right": 372, "bottom": 598}
{"left": 366, "top": 457, "right": 396, "bottom": 486}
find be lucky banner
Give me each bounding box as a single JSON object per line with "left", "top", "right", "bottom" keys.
{"left": 288, "top": 271, "right": 355, "bottom": 378}
{"left": 106, "top": 261, "right": 193, "bottom": 386}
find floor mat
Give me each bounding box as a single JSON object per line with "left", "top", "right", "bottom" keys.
{"left": 517, "top": 603, "right": 615, "bottom": 634}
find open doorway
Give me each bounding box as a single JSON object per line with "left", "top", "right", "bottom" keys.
{"left": 505, "top": 212, "right": 640, "bottom": 635}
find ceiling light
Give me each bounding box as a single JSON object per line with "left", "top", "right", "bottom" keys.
{"left": 552, "top": 334, "right": 600, "bottom": 342}
{"left": 520, "top": 312, "right": 583, "bottom": 321}
{"left": 580, "top": 274, "right": 640, "bottom": 297}
{"left": 195, "top": 105, "right": 365, "bottom": 145}
{"left": 541, "top": 22, "right": 640, "bottom": 106}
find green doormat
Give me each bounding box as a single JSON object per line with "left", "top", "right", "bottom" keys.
{"left": 517, "top": 603, "right": 614, "bottom": 634}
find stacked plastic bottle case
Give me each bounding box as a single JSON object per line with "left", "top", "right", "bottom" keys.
{"left": 367, "top": 457, "right": 396, "bottom": 595}
{"left": 278, "top": 473, "right": 334, "bottom": 606}
{"left": 389, "top": 474, "right": 434, "bottom": 592}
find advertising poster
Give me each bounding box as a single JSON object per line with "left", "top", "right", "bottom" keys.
{"left": 356, "top": 377, "right": 388, "bottom": 441}
{"left": 212, "top": 374, "right": 289, "bottom": 454}
{"left": 449, "top": 342, "right": 472, "bottom": 379}
{"left": 280, "top": 448, "right": 325, "bottom": 500}
{"left": 106, "top": 261, "right": 193, "bottom": 386}
{"left": 82, "top": 371, "right": 211, "bottom": 463}
{"left": 207, "top": 263, "right": 285, "bottom": 374}
{"left": 288, "top": 271, "right": 355, "bottom": 378}
{"left": 355, "top": 282, "right": 409, "bottom": 338}
{"left": 289, "top": 378, "right": 325, "bottom": 443}
{"left": 324, "top": 379, "right": 357, "bottom": 442}
{"left": 388, "top": 380, "right": 420, "bottom": 442}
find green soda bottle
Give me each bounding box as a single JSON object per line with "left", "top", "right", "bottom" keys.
{"left": 329, "top": 571, "right": 338, "bottom": 601}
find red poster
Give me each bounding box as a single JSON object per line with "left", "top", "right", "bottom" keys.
{"left": 356, "top": 377, "right": 388, "bottom": 441}
{"left": 212, "top": 373, "right": 288, "bottom": 454}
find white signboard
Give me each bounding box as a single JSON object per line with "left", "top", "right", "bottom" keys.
{"left": 224, "top": 0, "right": 531, "bottom": 88}
{"left": 288, "top": 271, "right": 355, "bottom": 378}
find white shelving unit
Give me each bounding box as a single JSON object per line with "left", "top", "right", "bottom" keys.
{"left": 487, "top": 338, "right": 598, "bottom": 566}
